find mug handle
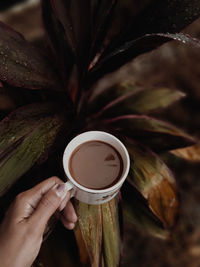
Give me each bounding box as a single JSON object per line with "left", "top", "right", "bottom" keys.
{"left": 65, "top": 181, "right": 75, "bottom": 197}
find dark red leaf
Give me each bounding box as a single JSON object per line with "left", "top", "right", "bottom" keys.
{"left": 104, "top": 0, "right": 200, "bottom": 55}
{"left": 89, "top": 33, "right": 200, "bottom": 84}
{"left": 0, "top": 21, "right": 61, "bottom": 90}
{"left": 124, "top": 0, "right": 200, "bottom": 42}
{"left": 42, "top": 0, "right": 74, "bottom": 77}
{"left": 50, "top": 0, "right": 76, "bottom": 56}
{"left": 51, "top": 0, "right": 91, "bottom": 70}
{"left": 89, "top": 0, "right": 118, "bottom": 64}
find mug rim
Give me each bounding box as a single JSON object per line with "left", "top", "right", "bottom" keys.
{"left": 63, "top": 131, "right": 130, "bottom": 194}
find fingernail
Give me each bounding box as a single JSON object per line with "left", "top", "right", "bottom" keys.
{"left": 55, "top": 183, "right": 67, "bottom": 198}
{"left": 59, "top": 201, "right": 65, "bottom": 211}
{"left": 59, "top": 193, "right": 70, "bottom": 211}
{"left": 72, "top": 213, "right": 78, "bottom": 223}
{"left": 67, "top": 223, "right": 75, "bottom": 230}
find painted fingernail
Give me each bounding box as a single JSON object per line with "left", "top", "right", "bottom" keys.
{"left": 55, "top": 183, "right": 67, "bottom": 198}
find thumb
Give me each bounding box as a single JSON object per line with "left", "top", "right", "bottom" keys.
{"left": 30, "top": 184, "right": 70, "bottom": 232}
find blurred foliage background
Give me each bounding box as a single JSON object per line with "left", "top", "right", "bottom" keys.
{"left": 0, "top": 0, "right": 26, "bottom": 11}
{"left": 0, "top": 0, "right": 200, "bottom": 266}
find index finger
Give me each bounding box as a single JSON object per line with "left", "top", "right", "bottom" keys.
{"left": 25, "top": 176, "right": 63, "bottom": 202}
{"left": 9, "top": 176, "right": 64, "bottom": 221}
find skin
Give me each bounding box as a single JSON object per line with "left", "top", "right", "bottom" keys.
{"left": 0, "top": 176, "right": 77, "bottom": 267}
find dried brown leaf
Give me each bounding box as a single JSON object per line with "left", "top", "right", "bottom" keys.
{"left": 171, "top": 143, "right": 200, "bottom": 162}
{"left": 128, "top": 143, "right": 178, "bottom": 227}
{"left": 122, "top": 182, "right": 169, "bottom": 239}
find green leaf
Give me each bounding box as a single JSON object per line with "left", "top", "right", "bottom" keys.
{"left": 0, "top": 22, "right": 61, "bottom": 90}
{"left": 88, "top": 81, "right": 139, "bottom": 115}
{"left": 74, "top": 197, "right": 121, "bottom": 267}
{"left": 171, "top": 143, "right": 200, "bottom": 162}
{"left": 122, "top": 182, "right": 169, "bottom": 239}
{"left": 128, "top": 88, "right": 185, "bottom": 114}
{"left": 109, "top": 87, "right": 185, "bottom": 115}
{"left": 127, "top": 143, "right": 178, "bottom": 228}
{"left": 101, "top": 197, "right": 121, "bottom": 267}
{"left": 0, "top": 103, "right": 64, "bottom": 195}
{"left": 74, "top": 201, "right": 102, "bottom": 266}
{"left": 90, "top": 85, "right": 185, "bottom": 117}
{"left": 107, "top": 115, "right": 195, "bottom": 151}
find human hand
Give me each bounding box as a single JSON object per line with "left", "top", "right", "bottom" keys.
{"left": 0, "top": 177, "right": 77, "bottom": 267}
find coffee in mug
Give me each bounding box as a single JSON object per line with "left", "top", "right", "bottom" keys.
{"left": 63, "top": 131, "right": 130, "bottom": 205}
{"left": 69, "top": 141, "right": 123, "bottom": 189}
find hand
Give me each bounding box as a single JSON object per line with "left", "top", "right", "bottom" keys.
{"left": 0, "top": 177, "right": 77, "bottom": 267}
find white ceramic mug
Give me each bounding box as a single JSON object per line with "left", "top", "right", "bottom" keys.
{"left": 62, "top": 131, "right": 130, "bottom": 205}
